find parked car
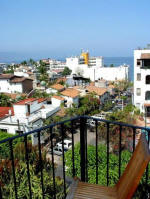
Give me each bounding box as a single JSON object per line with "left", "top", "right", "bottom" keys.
{"left": 56, "top": 139, "right": 72, "bottom": 150}
{"left": 53, "top": 146, "right": 68, "bottom": 156}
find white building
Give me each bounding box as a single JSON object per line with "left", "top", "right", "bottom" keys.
{"left": 0, "top": 98, "right": 60, "bottom": 145}
{"left": 41, "top": 58, "right": 66, "bottom": 70}
{"left": 134, "top": 49, "right": 150, "bottom": 116}
{"left": 60, "top": 88, "right": 79, "bottom": 107}
{"left": 51, "top": 95, "right": 65, "bottom": 107}
{"left": 0, "top": 74, "right": 33, "bottom": 94}
{"left": 46, "top": 84, "right": 65, "bottom": 94}
{"left": 66, "top": 51, "right": 128, "bottom": 81}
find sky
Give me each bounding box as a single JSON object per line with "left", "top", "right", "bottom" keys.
{"left": 0, "top": 0, "right": 150, "bottom": 61}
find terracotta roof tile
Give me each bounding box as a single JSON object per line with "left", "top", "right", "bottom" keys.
{"left": 86, "top": 86, "right": 107, "bottom": 96}
{"left": 0, "top": 107, "right": 14, "bottom": 119}
{"left": 61, "top": 88, "right": 79, "bottom": 98}
{"left": 50, "top": 84, "right": 64, "bottom": 91}
{"left": 3, "top": 93, "right": 26, "bottom": 100}
{"left": 38, "top": 98, "right": 47, "bottom": 103}
{"left": 52, "top": 95, "right": 65, "bottom": 101}
{"left": 141, "top": 53, "right": 150, "bottom": 59}
{"left": 56, "top": 77, "right": 67, "bottom": 83}
{"left": 14, "top": 98, "right": 36, "bottom": 105}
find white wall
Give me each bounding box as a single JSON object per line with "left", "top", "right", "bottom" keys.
{"left": 134, "top": 49, "right": 150, "bottom": 113}
{"left": 51, "top": 98, "right": 62, "bottom": 106}
{"left": 63, "top": 96, "right": 79, "bottom": 107}
{"left": 13, "top": 105, "right": 27, "bottom": 117}
{"left": 0, "top": 79, "right": 23, "bottom": 93}
{"left": 66, "top": 58, "right": 129, "bottom": 82}
{"left": 14, "top": 71, "right": 29, "bottom": 77}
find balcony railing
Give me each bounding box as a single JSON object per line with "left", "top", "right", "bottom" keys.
{"left": 0, "top": 116, "right": 150, "bottom": 199}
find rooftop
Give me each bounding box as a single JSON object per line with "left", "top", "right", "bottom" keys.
{"left": 52, "top": 95, "right": 65, "bottom": 101}
{"left": 0, "top": 74, "right": 33, "bottom": 82}
{"left": 50, "top": 84, "right": 65, "bottom": 91}
{"left": 0, "top": 74, "right": 14, "bottom": 79}
{"left": 14, "top": 98, "right": 37, "bottom": 105}
{"left": 0, "top": 107, "right": 14, "bottom": 119}
{"left": 61, "top": 88, "right": 79, "bottom": 98}
{"left": 86, "top": 86, "right": 107, "bottom": 96}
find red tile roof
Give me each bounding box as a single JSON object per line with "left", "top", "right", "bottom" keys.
{"left": 86, "top": 86, "right": 107, "bottom": 96}
{"left": 14, "top": 98, "right": 36, "bottom": 105}
{"left": 61, "top": 88, "right": 79, "bottom": 98}
{"left": 50, "top": 84, "right": 64, "bottom": 91}
{"left": 14, "top": 98, "right": 47, "bottom": 105}
{"left": 52, "top": 95, "right": 65, "bottom": 101}
{"left": 0, "top": 107, "right": 14, "bottom": 119}
{"left": 38, "top": 98, "right": 47, "bottom": 103}
{"left": 3, "top": 93, "right": 26, "bottom": 99}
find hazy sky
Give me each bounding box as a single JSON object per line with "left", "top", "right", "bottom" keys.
{"left": 0, "top": 0, "right": 150, "bottom": 59}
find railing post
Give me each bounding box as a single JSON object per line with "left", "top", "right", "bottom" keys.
{"left": 80, "top": 117, "right": 86, "bottom": 182}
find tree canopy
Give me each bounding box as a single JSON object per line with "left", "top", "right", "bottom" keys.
{"left": 62, "top": 67, "right": 72, "bottom": 76}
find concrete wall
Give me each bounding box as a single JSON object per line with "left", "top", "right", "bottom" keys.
{"left": 66, "top": 58, "right": 129, "bottom": 82}
{"left": 0, "top": 79, "right": 23, "bottom": 93}
{"left": 51, "top": 98, "right": 62, "bottom": 106}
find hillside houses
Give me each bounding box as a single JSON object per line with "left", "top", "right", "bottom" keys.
{"left": 0, "top": 74, "right": 33, "bottom": 94}
{"left": 0, "top": 98, "right": 60, "bottom": 145}
{"left": 60, "top": 88, "right": 80, "bottom": 107}
{"left": 86, "top": 86, "right": 109, "bottom": 104}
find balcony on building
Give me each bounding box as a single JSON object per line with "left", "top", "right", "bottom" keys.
{"left": 138, "top": 53, "right": 150, "bottom": 69}
{"left": 0, "top": 116, "right": 150, "bottom": 198}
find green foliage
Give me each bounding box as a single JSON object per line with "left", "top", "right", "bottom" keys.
{"left": 101, "top": 100, "right": 113, "bottom": 112}
{"left": 3, "top": 65, "right": 16, "bottom": 74}
{"left": 0, "top": 131, "right": 28, "bottom": 159}
{"left": 37, "top": 61, "right": 48, "bottom": 82}
{"left": 110, "top": 64, "right": 114, "bottom": 67}
{"left": 0, "top": 93, "right": 12, "bottom": 107}
{"left": 32, "top": 90, "right": 51, "bottom": 98}
{"left": 21, "top": 60, "right": 27, "bottom": 65}
{"left": 65, "top": 143, "right": 131, "bottom": 186}
{"left": 29, "top": 58, "right": 36, "bottom": 66}
{"left": 0, "top": 131, "right": 14, "bottom": 158}
{"left": 62, "top": 67, "right": 72, "bottom": 76}
{"left": 114, "top": 80, "right": 132, "bottom": 92}
{"left": 0, "top": 142, "right": 65, "bottom": 198}
{"left": 65, "top": 143, "right": 150, "bottom": 197}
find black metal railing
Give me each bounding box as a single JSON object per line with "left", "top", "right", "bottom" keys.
{"left": 0, "top": 115, "right": 150, "bottom": 199}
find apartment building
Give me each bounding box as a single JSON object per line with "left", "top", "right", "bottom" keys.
{"left": 66, "top": 51, "right": 104, "bottom": 74}
{"left": 134, "top": 48, "right": 150, "bottom": 116}
{"left": 66, "top": 51, "right": 128, "bottom": 81}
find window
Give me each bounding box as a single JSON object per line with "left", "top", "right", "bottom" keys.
{"left": 15, "top": 130, "right": 23, "bottom": 135}
{"left": 137, "top": 73, "right": 141, "bottom": 81}
{"left": 146, "top": 75, "right": 150, "bottom": 84}
{"left": 136, "top": 88, "right": 141, "bottom": 96}
{"left": 137, "top": 59, "right": 141, "bottom": 66}
{"left": 0, "top": 129, "right": 7, "bottom": 133}
{"left": 145, "top": 91, "right": 150, "bottom": 100}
